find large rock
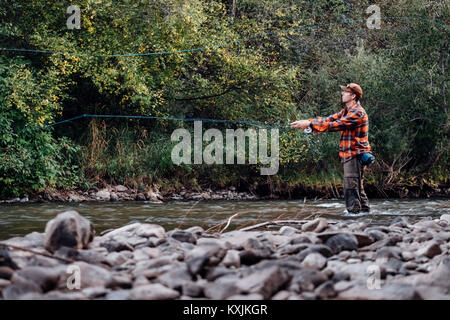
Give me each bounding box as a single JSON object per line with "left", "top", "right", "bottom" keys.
{"left": 12, "top": 266, "right": 61, "bottom": 292}
{"left": 0, "top": 245, "right": 19, "bottom": 270}
{"left": 325, "top": 233, "right": 358, "bottom": 254}
{"left": 44, "top": 211, "right": 95, "bottom": 252}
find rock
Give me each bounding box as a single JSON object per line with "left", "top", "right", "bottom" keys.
{"left": 393, "top": 257, "right": 450, "bottom": 290}
{"left": 271, "top": 290, "right": 292, "bottom": 300}
{"left": 337, "top": 284, "right": 422, "bottom": 300}
{"left": 102, "top": 223, "right": 165, "bottom": 240}
{"left": 279, "top": 226, "right": 298, "bottom": 236}
{"left": 416, "top": 241, "right": 442, "bottom": 258}
{"left": 318, "top": 232, "right": 373, "bottom": 247}
{"left": 440, "top": 214, "right": 450, "bottom": 224}
{"left": 133, "top": 247, "right": 160, "bottom": 261}
{"left": 95, "top": 190, "right": 111, "bottom": 201}
{"left": 390, "top": 217, "right": 410, "bottom": 227}
{"left": 12, "top": 266, "right": 61, "bottom": 292}
{"left": 277, "top": 243, "right": 310, "bottom": 256}
{"left": 44, "top": 211, "right": 95, "bottom": 252}
{"left": 2, "top": 281, "right": 42, "bottom": 300}
{"left": 105, "top": 290, "right": 131, "bottom": 300}
{"left": 82, "top": 287, "right": 109, "bottom": 299}
{"left": 297, "top": 244, "right": 333, "bottom": 261}
{"left": 182, "top": 281, "right": 205, "bottom": 297}
{"left": 105, "top": 252, "right": 128, "bottom": 266}
{"left": 186, "top": 240, "right": 227, "bottom": 267}
{"left": 156, "top": 266, "right": 193, "bottom": 290}
{"left": 301, "top": 253, "right": 327, "bottom": 270}
{"left": 315, "top": 281, "right": 337, "bottom": 299}
{"left": 168, "top": 230, "right": 197, "bottom": 244}
{"left": 110, "top": 192, "right": 119, "bottom": 201}
{"left": 204, "top": 281, "right": 241, "bottom": 300}
{"left": 401, "top": 251, "right": 415, "bottom": 261}
{"left": 325, "top": 233, "right": 358, "bottom": 254}
{"left": 136, "top": 193, "right": 146, "bottom": 201}
{"left": 221, "top": 249, "right": 241, "bottom": 268}
{"left": 0, "top": 278, "right": 11, "bottom": 289}
{"left": 220, "top": 230, "right": 261, "bottom": 249}
{"left": 365, "top": 229, "right": 386, "bottom": 242}
{"left": 376, "top": 247, "right": 402, "bottom": 260}
{"left": 114, "top": 185, "right": 128, "bottom": 192}
{"left": 302, "top": 219, "right": 329, "bottom": 233}
{"left": 334, "top": 281, "right": 354, "bottom": 292}
{"left": 0, "top": 246, "right": 18, "bottom": 270}
{"left": 99, "top": 239, "right": 134, "bottom": 253}
{"left": 201, "top": 192, "right": 211, "bottom": 200}
{"left": 290, "top": 236, "right": 312, "bottom": 244}
{"left": 187, "top": 257, "right": 208, "bottom": 276}
{"left": 133, "top": 276, "right": 150, "bottom": 287}
{"left": 236, "top": 266, "right": 290, "bottom": 299}
{"left": 302, "top": 219, "right": 321, "bottom": 232}
{"left": 291, "top": 270, "right": 328, "bottom": 292}
{"left": 184, "top": 226, "right": 204, "bottom": 238}
{"left": 0, "top": 266, "right": 14, "bottom": 280}
{"left": 206, "top": 266, "right": 236, "bottom": 282}
{"left": 129, "top": 283, "right": 180, "bottom": 300}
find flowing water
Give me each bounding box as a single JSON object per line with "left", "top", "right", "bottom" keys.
{"left": 0, "top": 198, "right": 449, "bottom": 240}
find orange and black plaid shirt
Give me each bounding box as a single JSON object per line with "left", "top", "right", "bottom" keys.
{"left": 308, "top": 101, "right": 371, "bottom": 163}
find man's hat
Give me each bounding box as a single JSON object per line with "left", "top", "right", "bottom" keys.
{"left": 340, "top": 83, "right": 363, "bottom": 100}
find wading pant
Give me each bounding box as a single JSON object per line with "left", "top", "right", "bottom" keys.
{"left": 343, "top": 157, "right": 370, "bottom": 213}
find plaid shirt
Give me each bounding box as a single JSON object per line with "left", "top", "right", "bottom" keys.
{"left": 308, "top": 101, "right": 371, "bottom": 163}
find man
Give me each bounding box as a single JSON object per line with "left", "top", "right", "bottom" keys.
{"left": 291, "top": 83, "right": 372, "bottom": 214}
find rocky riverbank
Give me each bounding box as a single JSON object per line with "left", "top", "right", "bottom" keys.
{"left": 1, "top": 183, "right": 449, "bottom": 204}
{"left": 0, "top": 185, "right": 259, "bottom": 204}
{"left": 0, "top": 211, "right": 449, "bottom": 300}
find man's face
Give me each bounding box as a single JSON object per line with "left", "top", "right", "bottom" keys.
{"left": 341, "top": 90, "right": 355, "bottom": 103}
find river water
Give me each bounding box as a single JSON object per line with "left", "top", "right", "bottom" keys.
{"left": 0, "top": 198, "right": 449, "bottom": 240}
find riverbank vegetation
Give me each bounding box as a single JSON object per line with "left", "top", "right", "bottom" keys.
{"left": 0, "top": 0, "right": 448, "bottom": 198}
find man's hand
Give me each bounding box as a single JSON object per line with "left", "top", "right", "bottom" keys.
{"left": 290, "top": 120, "right": 311, "bottom": 129}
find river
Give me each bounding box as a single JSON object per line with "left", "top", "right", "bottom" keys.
{"left": 0, "top": 198, "right": 449, "bottom": 240}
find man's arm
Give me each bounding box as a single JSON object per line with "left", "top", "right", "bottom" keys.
{"left": 314, "top": 108, "right": 364, "bottom": 132}
{"left": 307, "top": 109, "right": 345, "bottom": 132}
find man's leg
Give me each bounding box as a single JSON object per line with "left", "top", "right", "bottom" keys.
{"left": 343, "top": 158, "right": 361, "bottom": 213}
{"left": 359, "top": 162, "right": 370, "bottom": 212}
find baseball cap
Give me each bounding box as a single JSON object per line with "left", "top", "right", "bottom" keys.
{"left": 340, "top": 83, "right": 363, "bottom": 100}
